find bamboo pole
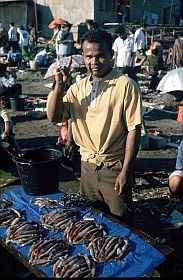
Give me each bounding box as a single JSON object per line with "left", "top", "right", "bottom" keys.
{"left": 151, "top": 29, "right": 154, "bottom": 44}
{"left": 169, "top": 0, "right": 174, "bottom": 25}
{"left": 33, "top": 0, "right": 38, "bottom": 50}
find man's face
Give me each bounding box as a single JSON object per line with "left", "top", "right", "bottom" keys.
{"left": 82, "top": 40, "right": 112, "bottom": 79}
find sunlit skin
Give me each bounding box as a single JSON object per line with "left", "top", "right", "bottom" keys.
{"left": 82, "top": 41, "right": 112, "bottom": 80}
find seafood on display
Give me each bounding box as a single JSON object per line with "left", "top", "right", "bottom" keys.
{"left": 0, "top": 197, "right": 14, "bottom": 209}
{"left": 87, "top": 235, "right": 130, "bottom": 262}
{"left": 59, "top": 193, "right": 91, "bottom": 209}
{"left": 6, "top": 220, "right": 44, "bottom": 247}
{"left": 64, "top": 220, "right": 107, "bottom": 244}
{"left": 0, "top": 207, "right": 22, "bottom": 227}
{"left": 40, "top": 209, "right": 76, "bottom": 232}
{"left": 30, "top": 197, "right": 59, "bottom": 209}
{"left": 28, "top": 238, "right": 71, "bottom": 266}
{"left": 53, "top": 254, "right": 96, "bottom": 278}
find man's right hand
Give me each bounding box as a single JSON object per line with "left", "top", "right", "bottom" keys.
{"left": 55, "top": 56, "right": 72, "bottom": 85}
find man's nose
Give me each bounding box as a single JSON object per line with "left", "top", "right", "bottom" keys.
{"left": 90, "top": 57, "right": 99, "bottom": 64}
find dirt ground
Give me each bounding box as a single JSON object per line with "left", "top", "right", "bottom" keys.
{"left": 3, "top": 67, "right": 183, "bottom": 277}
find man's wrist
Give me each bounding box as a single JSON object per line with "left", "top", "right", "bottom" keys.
{"left": 55, "top": 82, "right": 65, "bottom": 86}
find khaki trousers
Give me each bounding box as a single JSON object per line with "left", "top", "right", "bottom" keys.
{"left": 80, "top": 161, "right": 133, "bottom": 217}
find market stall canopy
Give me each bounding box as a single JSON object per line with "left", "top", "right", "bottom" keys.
{"left": 157, "top": 67, "right": 183, "bottom": 93}
{"left": 48, "top": 18, "right": 65, "bottom": 29}
{"left": 44, "top": 55, "right": 85, "bottom": 79}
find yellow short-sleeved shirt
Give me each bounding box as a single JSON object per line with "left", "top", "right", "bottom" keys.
{"left": 47, "top": 90, "right": 65, "bottom": 127}
{"left": 55, "top": 69, "right": 142, "bottom": 166}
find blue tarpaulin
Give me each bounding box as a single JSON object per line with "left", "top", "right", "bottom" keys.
{"left": 0, "top": 186, "right": 166, "bottom": 278}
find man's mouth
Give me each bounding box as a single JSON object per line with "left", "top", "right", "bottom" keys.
{"left": 91, "top": 67, "right": 99, "bottom": 71}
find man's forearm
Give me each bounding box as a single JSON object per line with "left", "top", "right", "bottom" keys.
{"left": 122, "top": 126, "right": 141, "bottom": 174}
{"left": 47, "top": 83, "right": 66, "bottom": 123}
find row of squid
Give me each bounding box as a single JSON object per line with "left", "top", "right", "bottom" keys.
{"left": 53, "top": 254, "right": 96, "bottom": 278}
{"left": 28, "top": 238, "right": 70, "bottom": 266}
{"left": 64, "top": 220, "right": 107, "bottom": 245}
{"left": 87, "top": 236, "right": 129, "bottom": 262}
{"left": 40, "top": 209, "right": 76, "bottom": 231}
{"left": 6, "top": 220, "right": 43, "bottom": 247}
{"left": 0, "top": 195, "right": 91, "bottom": 211}
{"left": 0, "top": 196, "right": 130, "bottom": 277}
{"left": 0, "top": 197, "right": 14, "bottom": 209}
{"left": 0, "top": 207, "right": 22, "bottom": 227}
{"left": 31, "top": 194, "right": 91, "bottom": 209}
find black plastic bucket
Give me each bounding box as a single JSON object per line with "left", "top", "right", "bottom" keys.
{"left": 12, "top": 148, "right": 62, "bottom": 195}
{"left": 10, "top": 96, "right": 26, "bottom": 111}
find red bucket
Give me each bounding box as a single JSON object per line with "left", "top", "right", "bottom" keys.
{"left": 177, "top": 106, "right": 183, "bottom": 122}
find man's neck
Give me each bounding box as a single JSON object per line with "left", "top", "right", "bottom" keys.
{"left": 90, "top": 68, "right": 113, "bottom": 82}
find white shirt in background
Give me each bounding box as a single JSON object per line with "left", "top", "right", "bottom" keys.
{"left": 8, "top": 26, "right": 17, "bottom": 42}
{"left": 112, "top": 36, "right": 133, "bottom": 67}
{"left": 134, "top": 28, "right": 145, "bottom": 51}
{"left": 17, "top": 28, "right": 29, "bottom": 46}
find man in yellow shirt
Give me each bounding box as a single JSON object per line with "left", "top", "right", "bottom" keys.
{"left": 47, "top": 29, "right": 142, "bottom": 218}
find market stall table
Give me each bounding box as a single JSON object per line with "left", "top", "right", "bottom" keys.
{"left": 0, "top": 186, "right": 174, "bottom": 278}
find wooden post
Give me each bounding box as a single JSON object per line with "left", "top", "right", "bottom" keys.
{"left": 145, "top": 30, "right": 148, "bottom": 46}
{"left": 169, "top": 0, "right": 174, "bottom": 25}
{"left": 151, "top": 29, "right": 154, "bottom": 44}
{"left": 33, "top": 0, "right": 38, "bottom": 50}
{"left": 160, "top": 28, "right": 162, "bottom": 40}
{"left": 173, "top": 28, "right": 175, "bottom": 37}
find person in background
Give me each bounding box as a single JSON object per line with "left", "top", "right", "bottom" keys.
{"left": 46, "top": 80, "right": 81, "bottom": 179}
{"left": 47, "top": 29, "right": 142, "bottom": 219}
{"left": 113, "top": 26, "right": 138, "bottom": 82}
{"left": 141, "top": 48, "right": 162, "bottom": 91}
{"left": 169, "top": 139, "right": 183, "bottom": 201}
{"left": 7, "top": 45, "right": 22, "bottom": 68}
{"left": 134, "top": 23, "right": 147, "bottom": 67}
{"left": 171, "top": 30, "right": 183, "bottom": 69}
{"left": 128, "top": 27, "right": 136, "bottom": 67}
{"left": 0, "top": 63, "right": 22, "bottom": 108}
{"left": 0, "top": 101, "right": 21, "bottom": 154}
{"left": 85, "top": 19, "right": 98, "bottom": 31}
{"left": 151, "top": 38, "right": 164, "bottom": 60}
{"left": 17, "top": 25, "right": 29, "bottom": 59}
{"left": 162, "top": 57, "right": 183, "bottom": 109}
{"left": 8, "top": 22, "right": 18, "bottom": 50}
{"left": 0, "top": 22, "right": 6, "bottom": 48}
{"left": 34, "top": 46, "right": 50, "bottom": 67}
{"left": 28, "top": 23, "right": 36, "bottom": 53}
{"left": 49, "top": 25, "right": 61, "bottom": 46}
{"left": 56, "top": 22, "right": 74, "bottom": 60}
{"left": 119, "top": 0, "right": 127, "bottom": 28}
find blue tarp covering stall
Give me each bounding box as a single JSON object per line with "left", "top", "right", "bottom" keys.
{"left": 0, "top": 186, "right": 166, "bottom": 278}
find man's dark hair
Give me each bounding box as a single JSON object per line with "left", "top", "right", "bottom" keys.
{"left": 116, "top": 26, "right": 126, "bottom": 35}
{"left": 81, "top": 29, "right": 113, "bottom": 50}
{"left": 140, "top": 22, "right": 147, "bottom": 28}
{"left": 85, "top": 19, "right": 98, "bottom": 29}
{"left": 128, "top": 27, "right": 135, "bottom": 34}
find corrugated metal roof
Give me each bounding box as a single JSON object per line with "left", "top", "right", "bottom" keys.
{"left": 0, "top": 0, "right": 32, "bottom": 2}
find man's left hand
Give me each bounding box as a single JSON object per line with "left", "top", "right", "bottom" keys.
{"left": 114, "top": 170, "right": 129, "bottom": 195}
